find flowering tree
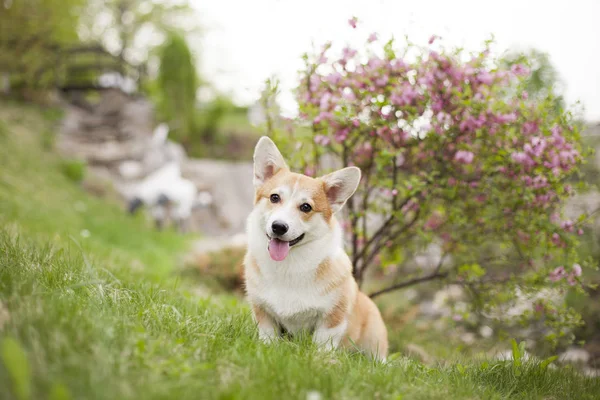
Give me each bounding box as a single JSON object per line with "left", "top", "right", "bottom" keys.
{"left": 269, "top": 19, "right": 592, "bottom": 345}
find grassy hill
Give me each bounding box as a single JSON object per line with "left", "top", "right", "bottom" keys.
{"left": 1, "top": 101, "right": 599, "bottom": 399}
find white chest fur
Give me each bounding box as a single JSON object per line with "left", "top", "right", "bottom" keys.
{"left": 245, "top": 206, "right": 345, "bottom": 333}
{"left": 251, "top": 265, "right": 339, "bottom": 333}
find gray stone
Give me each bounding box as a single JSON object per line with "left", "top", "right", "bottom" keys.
{"left": 559, "top": 347, "right": 591, "bottom": 365}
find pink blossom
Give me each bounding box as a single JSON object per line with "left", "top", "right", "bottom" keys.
{"left": 341, "top": 47, "right": 357, "bottom": 61}
{"left": 319, "top": 92, "right": 332, "bottom": 110}
{"left": 454, "top": 150, "right": 474, "bottom": 164}
{"left": 511, "top": 64, "right": 530, "bottom": 76}
{"left": 496, "top": 113, "right": 518, "bottom": 124}
{"left": 308, "top": 74, "right": 321, "bottom": 92}
{"left": 551, "top": 233, "right": 562, "bottom": 246}
{"left": 390, "top": 84, "right": 419, "bottom": 106}
{"left": 567, "top": 265, "right": 581, "bottom": 286}
{"left": 578, "top": 228, "right": 584, "bottom": 236}
{"left": 428, "top": 35, "right": 438, "bottom": 45}
{"left": 334, "top": 128, "right": 349, "bottom": 143}
{"left": 348, "top": 17, "right": 358, "bottom": 29}
{"left": 401, "top": 199, "right": 420, "bottom": 214}
{"left": 313, "top": 111, "right": 333, "bottom": 124}
{"left": 549, "top": 266, "right": 566, "bottom": 282}
{"left": 522, "top": 91, "right": 529, "bottom": 100}
{"left": 368, "top": 32, "right": 378, "bottom": 43}
{"left": 522, "top": 121, "right": 538, "bottom": 135}
{"left": 326, "top": 72, "right": 342, "bottom": 85}
{"left": 567, "top": 263, "right": 582, "bottom": 285}
{"left": 367, "top": 56, "right": 384, "bottom": 69}
{"left": 314, "top": 135, "right": 330, "bottom": 146}
{"left": 342, "top": 90, "right": 356, "bottom": 101}
{"left": 391, "top": 58, "right": 407, "bottom": 72}
{"left": 477, "top": 71, "right": 494, "bottom": 85}
{"left": 560, "top": 220, "right": 574, "bottom": 233}
{"left": 375, "top": 75, "right": 389, "bottom": 87}
{"left": 511, "top": 152, "right": 529, "bottom": 165}
{"left": 424, "top": 213, "right": 443, "bottom": 230}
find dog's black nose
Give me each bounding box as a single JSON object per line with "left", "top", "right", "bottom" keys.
{"left": 271, "top": 221, "right": 289, "bottom": 236}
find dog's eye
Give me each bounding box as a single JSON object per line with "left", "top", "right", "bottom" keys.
{"left": 270, "top": 194, "right": 280, "bottom": 203}
{"left": 299, "top": 203, "right": 312, "bottom": 213}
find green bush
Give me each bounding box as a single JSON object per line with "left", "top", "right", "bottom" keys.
{"left": 59, "top": 159, "right": 86, "bottom": 183}
{"left": 156, "top": 32, "right": 198, "bottom": 145}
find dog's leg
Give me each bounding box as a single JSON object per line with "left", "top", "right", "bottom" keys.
{"left": 313, "top": 320, "right": 348, "bottom": 351}
{"left": 252, "top": 305, "right": 279, "bottom": 343}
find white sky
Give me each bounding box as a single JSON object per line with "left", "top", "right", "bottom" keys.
{"left": 191, "top": 0, "right": 600, "bottom": 122}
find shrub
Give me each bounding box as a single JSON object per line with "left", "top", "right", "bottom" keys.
{"left": 156, "top": 32, "right": 198, "bottom": 145}
{"left": 59, "top": 159, "right": 86, "bottom": 183}
{"left": 270, "top": 21, "right": 592, "bottom": 346}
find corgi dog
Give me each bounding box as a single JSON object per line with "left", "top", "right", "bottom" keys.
{"left": 244, "top": 136, "right": 388, "bottom": 360}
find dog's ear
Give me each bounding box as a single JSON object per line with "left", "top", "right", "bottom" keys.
{"left": 320, "top": 167, "right": 361, "bottom": 214}
{"left": 253, "top": 136, "right": 288, "bottom": 188}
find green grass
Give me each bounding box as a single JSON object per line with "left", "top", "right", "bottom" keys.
{"left": 1, "top": 101, "right": 600, "bottom": 399}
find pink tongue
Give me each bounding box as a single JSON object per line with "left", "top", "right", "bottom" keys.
{"left": 268, "top": 238, "right": 290, "bottom": 261}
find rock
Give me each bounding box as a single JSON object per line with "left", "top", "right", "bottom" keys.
{"left": 58, "top": 90, "right": 256, "bottom": 236}
{"left": 184, "top": 159, "right": 254, "bottom": 236}
{"left": 559, "top": 347, "right": 591, "bottom": 365}
{"left": 496, "top": 349, "right": 534, "bottom": 362}
{"left": 118, "top": 161, "right": 144, "bottom": 180}
{"left": 583, "top": 368, "right": 600, "bottom": 378}
{"left": 95, "top": 89, "right": 132, "bottom": 117}
{"left": 461, "top": 332, "right": 476, "bottom": 345}
{"left": 479, "top": 325, "right": 493, "bottom": 338}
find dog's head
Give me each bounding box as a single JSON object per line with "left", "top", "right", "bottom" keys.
{"left": 251, "top": 136, "right": 361, "bottom": 262}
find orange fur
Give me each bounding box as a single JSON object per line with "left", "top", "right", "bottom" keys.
{"left": 315, "top": 255, "right": 388, "bottom": 358}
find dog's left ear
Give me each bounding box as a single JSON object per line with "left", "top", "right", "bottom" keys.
{"left": 253, "top": 136, "right": 288, "bottom": 188}
{"left": 320, "top": 167, "right": 361, "bottom": 213}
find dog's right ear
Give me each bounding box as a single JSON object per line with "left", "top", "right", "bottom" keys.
{"left": 253, "top": 136, "right": 288, "bottom": 189}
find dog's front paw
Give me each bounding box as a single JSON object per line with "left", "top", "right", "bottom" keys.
{"left": 313, "top": 322, "right": 346, "bottom": 352}
{"left": 315, "top": 341, "right": 337, "bottom": 353}
{"left": 258, "top": 328, "right": 278, "bottom": 344}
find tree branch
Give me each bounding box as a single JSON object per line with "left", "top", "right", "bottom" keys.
{"left": 369, "top": 252, "right": 449, "bottom": 299}
{"left": 369, "top": 271, "right": 448, "bottom": 299}
{"left": 361, "top": 209, "right": 421, "bottom": 272}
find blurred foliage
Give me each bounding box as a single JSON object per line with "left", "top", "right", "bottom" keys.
{"left": 156, "top": 32, "right": 198, "bottom": 145}
{"left": 191, "top": 103, "right": 262, "bottom": 160}
{"left": 79, "top": 0, "right": 197, "bottom": 65}
{"left": 1, "top": 0, "right": 198, "bottom": 95}
{"left": 0, "top": 0, "right": 85, "bottom": 91}
{"left": 501, "top": 49, "right": 566, "bottom": 117}
{"left": 59, "top": 159, "right": 87, "bottom": 183}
